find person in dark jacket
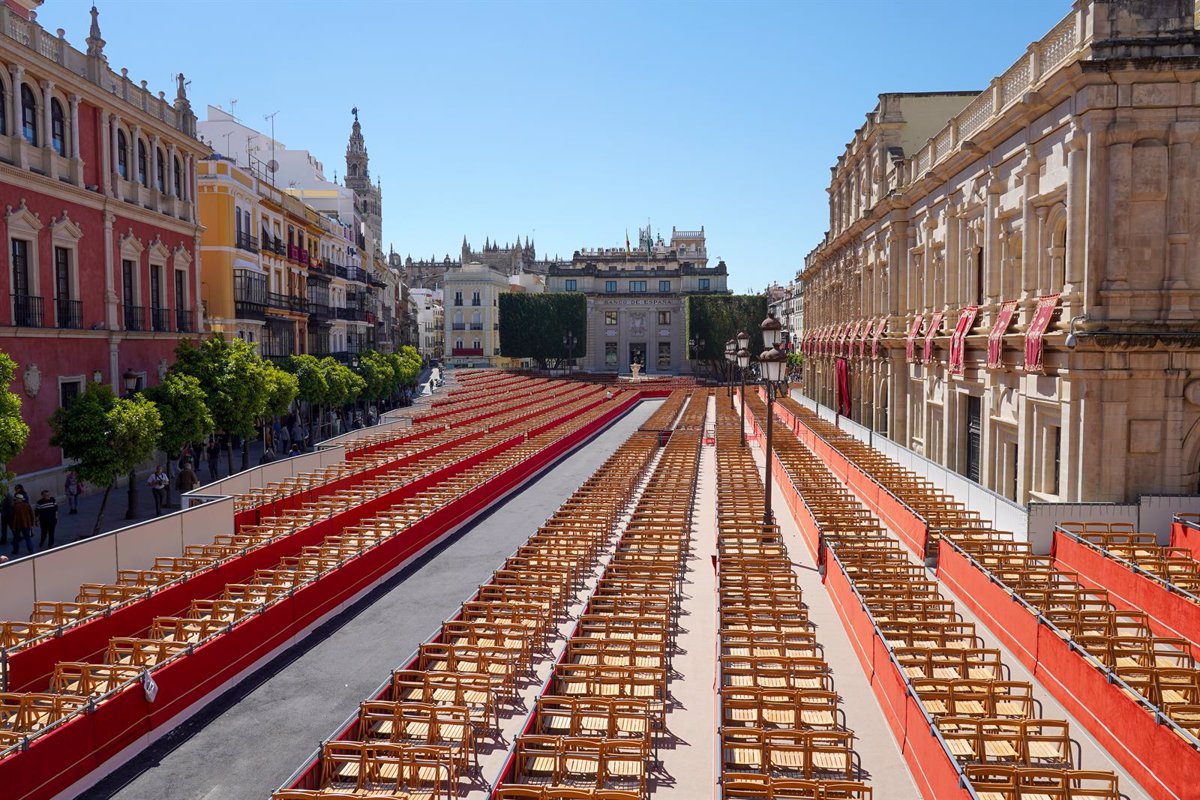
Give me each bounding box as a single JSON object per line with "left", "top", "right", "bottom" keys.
{"left": 0, "top": 488, "right": 12, "bottom": 546}
{"left": 34, "top": 490, "right": 58, "bottom": 549}
{"left": 10, "top": 493, "right": 34, "bottom": 555}
{"left": 176, "top": 461, "right": 198, "bottom": 494}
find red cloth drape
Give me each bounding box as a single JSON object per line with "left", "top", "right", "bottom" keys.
{"left": 905, "top": 314, "right": 924, "bottom": 363}
{"left": 949, "top": 306, "right": 979, "bottom": 375}
{"left": 871, "top": 316, "right": 887, "bottom": 358}
{"left": 836, "top": 357, "right": 851, "bottom": 416}
{"left": 987, "top": 301, "right": 1019, "bottom": 369}
{"left": 1023, "top": 293, "right": 1061, "bottom": 373}
{"left": 923, "top": 311, "right": 944, "bottom": 364}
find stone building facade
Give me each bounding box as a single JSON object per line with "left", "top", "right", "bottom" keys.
{"left": 0, "top": 3, "right": 207, "bottom": 486}
{"left": 546, "top": 227, "right": 729, "bottom": 374}
{"left": 802, "top": 0, "right": 1200, "bottom": 505}
{"left": 401, "top": 235, "right": 555, "bottom": 291}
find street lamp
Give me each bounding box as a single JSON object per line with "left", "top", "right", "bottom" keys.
{"left": 562, "top": 331, "right": 578, "bottom": 376}
{"left": 757, "top": 309, "right": 788, "bottom": 526}
{"left": 122, "top": 369, "right": 139, "bottom": 395}
{"left": 737, "top": 343, "right": 751, "bottom": 447}
{"left": 724, "top": 339, "right": 736, "bottom": 397}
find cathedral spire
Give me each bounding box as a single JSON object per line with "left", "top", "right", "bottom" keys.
{"left": 86, "top": 5, "right": 105, "bottom": 59}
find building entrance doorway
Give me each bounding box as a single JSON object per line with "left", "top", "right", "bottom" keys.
{"left": 965, "top": 395, "right": 982, "bottom": 483}
{"left": 629, "top": 343, "right": 646, "bottom": 372}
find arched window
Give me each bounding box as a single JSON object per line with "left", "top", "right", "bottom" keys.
{"left": 155, "top": 147, "right": 165, "bottom": 192}
{"left": 136, "top": 139, "right": 147, "bottom": 186}
{"left": 0, "top": 82, "right": 7, "bottom": 135}
{"left": 349, "top": 163, "right": 358, "bottom": 177}
{"left": 117, "top": 129, "right": 128, "bottom": 179}
{"left": 20, "top": 84, "right": 37, "bottom": 145}
{"left": 235, "top": 205, "right": 243, "bottom": 239}
{"left": 172, "top": 155, "right": 182, "bottom": 198}
{"left": 50, "top": 98, "right": 65, "bottom": 156}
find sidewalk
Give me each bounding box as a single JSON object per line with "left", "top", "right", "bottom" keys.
{"left": 26, "top": 367, "right": 442, "bottom": 551}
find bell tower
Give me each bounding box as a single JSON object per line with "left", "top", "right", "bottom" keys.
{"left": 345, "top": 107, "right": 383, "bottom": 247}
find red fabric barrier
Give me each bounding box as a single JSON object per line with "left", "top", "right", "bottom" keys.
{"left": 936, "top": 540, "right": 1040, "bottom": 670}
{"left": 902, "top": 694, "right": 973, "bottom": 800}
{"left": 1033, "top": 622, "right": 1200, "bottom": 800}
{"left": 824, "top": 557, "right": 875, "bottom": 677}
{"left": 872, "top": 637, "right": 910, "bottom": 743}
{"left": 1172, "top": 521, "right": 1200, "bottom": 562}
{"left": 1055, "top": 531, "right": 1200, "bottom": 656}
{"left": 773, "top": 455, "right": 820, "bottom": 560}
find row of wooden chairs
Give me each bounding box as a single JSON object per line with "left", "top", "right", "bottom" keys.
{"left": 760, "top": 396, "right": 1119, "bottom": 799}
{"left": 276, "top": 396, "right": 669, "bottom": 799}
{"left": 504, "top": 390, "right": 704, "bottom": 799}
{"left": 1061, "top": 521, "right": 1200, "bottom": 595}
{"left": 2, "top": 392, "right": 635, "bottom": 759}
{"left": 779, "top": 398, "right": 1200, "bottom": 743}
{"left": 713, "top": 399, "right": 870, "bottom": 799}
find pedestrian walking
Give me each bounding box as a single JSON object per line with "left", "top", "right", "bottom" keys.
{"left": 10, "top": 492, "right": 34, "bottom": 555}
{"left": 0, "top": 487, "right": 12, "bottom": 546}
{"left": 258, "top": 448, "right": 275, "bottom": 465}
{"left": 147, "top": 466, "right": 169, "bottom": 516}
{"left": 176, "top": 460, "right": 198, "bottom": 494}
{"left": 206, "top": 441, "right": 220, "bottom": 482}
{"left": 64, "top": 471, "right": 83, "bottom": 514}
{"left": 34, "top": 490, "right": 58, "bottom": 550}
{"left": 288, "top": 443, "right": 301, "bottom": 457}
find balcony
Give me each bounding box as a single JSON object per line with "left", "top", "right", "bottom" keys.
{"left": 176, "top": 307, "right": 193, "bottom": 333}
{"left": 471, "top": 299, "right": 481, "bottom": 306}
{"left": 309, "top": 302, "right": 332, "bottom": 322}
{"left": 150, "top": 306, "right": 171, "bottom": 332}
{"left": 451, "top": 347, "right": 484, "bottom": 357}
{"left": 451, "top": 322, "right": 466, "bottom": 331}
{"left": 11, "top": 294, "right": 44, "bottom": 328}
{"left": 54, "top": 298, "right": 81, "bottom": 329}
{"left": 236, "top": 232, "right": 259, "bottom": 253}
{"left": 468, "top": 323, "right": 484, "bottom": 331}
{"left": 299, "top": 248, "right": 310, "bottom": 266}
{"left": 267, "top": 292, "right": 306, "bottom": 313}
{"left": 336, "top": 306, "right": 367, "bottom": 322}
{"left": 124, "top": 304, "right": 146, "bottom": 332}
{"left": 268, "top": 237, "right": 286, "bottom": 256}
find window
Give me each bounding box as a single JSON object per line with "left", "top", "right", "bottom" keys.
{"left": 605, "top": 280, "right": 617, "bottom": 293}
{"left": 605, "top": 341, "right": 618, "bottom": 367}
{"left": 156, "top": 148, "right": 166, "bottom": 192}
{"left": 235, "top": 206, "right": 242, "bottom": 239}
{"left": 150, "top": 264, "right": 164, "bottom": 310}
{"left": 699, "top": 278, "right": 711, "bottom": 291}
{"left": 54, "top": 247, "right": 70, "bottom": 301}
{"left": 471, "top": 291, "right": 481, "bottom": 306}
{"left": 630, "top": 280, "right": 647, "bottom": 293}
{"left": 0, "top": 81, "right": 5, "bottom": 135}
{"left": 173, "top": 156, "right": 183, "bottom": 198}
{"left": 658, "top": 310, "right": 671, "bottom": 326}
{"left": 122, "top": 259, "right": 140, "bottom": 331}
{"left": 50, "top": 98, "right": 65, "bottom": 156}
{"left": 453, "top": 291, "right": 463, "bottom": 306}
{"left": 11, "top": 239, "right": 30, "bottom": 296}
{"left": 975, "top": 247, "right": 985, "bottom": 305}
{"left": 59, "top": 379, "right": 82, "bottom": 410}
{"left": 604, "top": 311, "right": 618, "bottom": 326}
{"left": 657, "top": 342, "right": 671, "bottom": 370}
{"left": 136, "top": 139, "right": 148, "bottom": 186}
{"left": 565, "top": 279, "right": 577, "bottom": 291}
{"left": 117, "top": 130, "right": 128, "bottom": 179}
{"left": 20, "top": 84, "right": 37, "bottom": 145}
{"left": 659, "top": 280, "right": 670, "bottom": 292}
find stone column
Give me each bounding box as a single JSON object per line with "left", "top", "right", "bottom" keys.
{"left": 1104, "top": 123, "right": 1136, "bottom": 293}
{"left": 9, "top": 65, "right": 24, "bottom": 167}
{"left": 129, "top": 124, "right": 140, "bottom": 186}
{"left": 40, "top": 80, "right": 53, "bottom": 152}
{"left": 1020, "top": 153, "right": 1040, "bottom": 303}
{"left": 984, "top": 173, "right": 1002, "bottom": 304}
{"left": 68, "top": 94, "right": 80, "bottom": 159}
{"left": 103, "top": 212, "right": 118, "bottom": 330}
{"left": 1065, "top": 125, "right": 1087, "bottom": 306}
{"left": 1166, "top": 121, "right": 1197, "bottom": 318}
{"left": 109, "top": 112, "right": 121, "bottom": 193}
{"left": 167, "top": 142, "right": 178, "bottom": 196}
{"left": 945, "top": 204, "right": 961, "bottom": 308}
{"left": 1035, "top": 206, "right": 1050, "bottom": 296}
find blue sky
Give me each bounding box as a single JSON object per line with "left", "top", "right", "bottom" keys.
{"left": 40, "top": 0, "right": 1068, "bottom": 291}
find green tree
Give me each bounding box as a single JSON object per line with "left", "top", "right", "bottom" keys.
{"left": 142, "top": 373, "right": 214, "bottom": 507}
{"left": 498, "top": 293, "right": 586, "bottom": 369}
{"left": 391, "top": 346, "right": 422, "bottom": 397}
{"left": 50, "top": 383, "right": 161, "bottom": 535}
{"left": 319, "top": 357, "right": 365, "bottom": 431}
{"left": 171, "top": 335, "right": 271, "bottom": 472}
{"left": 0, "top": 352, "right": 30, "bottom": 486}
{"left": 355, "top": 350, "right": 396, "bottom": 405}
{"left": 684, "top": 294, "right": 769, "bottom": 380}
{"left": 285, "top": 353, "right": 329, "bottom": 437}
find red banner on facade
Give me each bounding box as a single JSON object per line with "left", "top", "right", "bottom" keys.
{"left": 923, "top": 311, "right": 944, "bottom": 364}
{"left": 948, "top": 306, "right": 979, "bottom": 375}
{"left": 905, "top": 314, "right": 924, "bottom": 363}
{"left": 836, "top": 357, "right": 851, "bottom": 416}
{"left": 987, "top": 301, "right": 1019, "bottom": 369}
{"left": 871, "top": 316, "right": 887, "bottom": 358}
{"left": 1023, "top": 293, "right": 1061, "bottom": 373}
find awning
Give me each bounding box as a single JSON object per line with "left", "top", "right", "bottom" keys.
{"left": 923, "top": 311, "right": 944, "bottom": 363}
{"left": 1023, "top": 293, "right": 1061, "bottom": 373}
{"left": 905, "top": 314, "right": 924, "bottom": 363}
{"left": 987, "top": 300, "right": 1019, "bottom": 369}
{"left": 871, "top": 316, "right": 887, "bottom": 358}
{"left": 949, "top": 306, "right": 979, "bottom": 375}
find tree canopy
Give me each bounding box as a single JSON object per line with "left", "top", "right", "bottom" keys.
{"left": 498, "top": 292, "right": 586, "bottom": 367}
{"left": 684, "top": 294, "right": 769, "bottom": 360}
{"left": 170, "top": 335, "right": 273, "bottom": 439}
{"left": 285, "top": 353, "right": 330, "bottom": 408}
{"left": 320, "top": 357, "right": 365, "bottom": 409}
{"left": 142, "top": 373, "right": 214, "bottom": 457}
{"left": 0, "top": 352, "right": 30, "bottom": 472}
{"left": 356, "top": 350, "right": 396, "bottom": 402}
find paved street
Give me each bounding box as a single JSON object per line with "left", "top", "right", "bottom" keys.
{"left": 86, "top": 399, "right": 658, "bottom": 800}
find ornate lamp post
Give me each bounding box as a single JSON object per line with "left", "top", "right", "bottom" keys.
{"left": 736, "top": 328, "right": 750, "bottom": 447}
{"left": 562, "top": 331, "right": 578, "bottom": 375}
{"left": 757, "top": 310, "right": 787, "bottom": 526}
{"left": 724, "top": 339, "right": 736, "bottom": 397}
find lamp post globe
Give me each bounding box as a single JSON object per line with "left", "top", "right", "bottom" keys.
{"left": 760, "top": 310, "right": 783, "bottom": 350}
{"left": 758, "top": 344, "right": 788, "bottom": 383}
{"left": 736, "top": 329, "right": 750, "bottom": 352}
